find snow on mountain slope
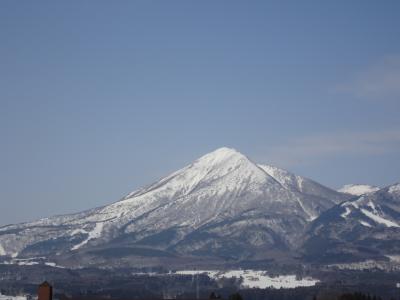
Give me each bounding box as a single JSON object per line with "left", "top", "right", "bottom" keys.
{"left": 0, "top": 147, "right": 348, "bottom": 267}
{"left": 302, "top": 182, "right": 400, "bottom": 264}
{"left": 258, "top": 164, "right": 348, "bottom": 204}
{"left": 338, "top": 184, "right": 379, "bottom": 196}
{"left": 0, "top": 244, "right": 6, "bottom": 256}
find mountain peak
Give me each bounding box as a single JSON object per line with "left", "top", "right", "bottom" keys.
{"left": 198, "top": 147, "right": 244, "bottom": 162}
{"left": 387, "top": 182, "right": 400, "bottom": 195}
{"left": 191, "top": 147, "right": 258, "bottom": 172}
{"left": 338, "top": 184, "right": 380, "bottom": 196}
{"left": 121, "top": 147, "right": 260, "bottom": 201}
{"left": 210, "top": 146, "right": 238, "bottom": 153}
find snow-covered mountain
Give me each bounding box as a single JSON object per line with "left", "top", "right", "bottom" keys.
{"left": 259, "top": 165, "right": 347, "bottom": 205}
{"left": 302, "top": 183, "right": 400, "bottom": 264}
{"left": 338, "top": 184, "right": 380, "bottom": 196}
{"left": 0, "top": 148, "right": 350, "bottom": 268}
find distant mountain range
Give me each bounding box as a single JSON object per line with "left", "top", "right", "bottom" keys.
{"left": 338, "top": 184, "right": 380, "bottom": 196}
{"left": 302, "top": 183, "right": 400, "bottom": 265}
{"left": 0, "top": 147, "right": 398, "bottom": 270}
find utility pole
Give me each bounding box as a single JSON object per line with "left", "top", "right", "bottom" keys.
{"left": 196, "top": 273, "right": 199, "bottom": 300}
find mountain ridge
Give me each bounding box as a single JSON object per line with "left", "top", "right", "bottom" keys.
{"left": 338, "top": 184, "right": 380, "bottom": 196}
{"left": 0, "top": 147, "right": 385, "bottom": 269}
{"left": 302, "top": 182, "right": 400, "bottom": 265}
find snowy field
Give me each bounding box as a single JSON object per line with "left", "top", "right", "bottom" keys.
{"left": 175, "top": 270, "right": 319, "bottom": 289}
{"left": 0, "top": 294, "right": 27, "bottom": 300}
{"left": 0, "top": 257, "right": 65, "bottom": 268}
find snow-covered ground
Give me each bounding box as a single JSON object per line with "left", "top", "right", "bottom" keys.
{"left": 360, "top": 208, "right": 400, "bottom": 227}
{"left": 0, "top": 294, "right": 27, "bottom": 300}
{"left": 71, "top": 222, "right": 104, "bottom": 251}
{"left": 387, "top": 255, "right": 400, "bottom": 263}
{"left": 0, "top": 257, "right": 65, "bottom": 268}
{"left": 339, "top": 195, "right": 400, "bottom": 228}
{"left": 0, "top": 244, "right": 6, "bottom": 256}
{"left": 338, "top": 184, "right": 379, "bottom": 196}
{"left": 175, "top": 270, "right": 319, "bottom": 289}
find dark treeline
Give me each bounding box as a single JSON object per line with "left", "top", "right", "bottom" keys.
{"left": 338, "top": 292, "right": 384, "bottom": 300}
{"left": 224, "top": 286, "right": 400, "bottom": 300}
{"left": 1, "top": 265, "right": 400, "bottom": 300}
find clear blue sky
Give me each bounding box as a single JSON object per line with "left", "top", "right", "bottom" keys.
{"left": 1, "top": 1, "right": 400, "bottom": 225}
